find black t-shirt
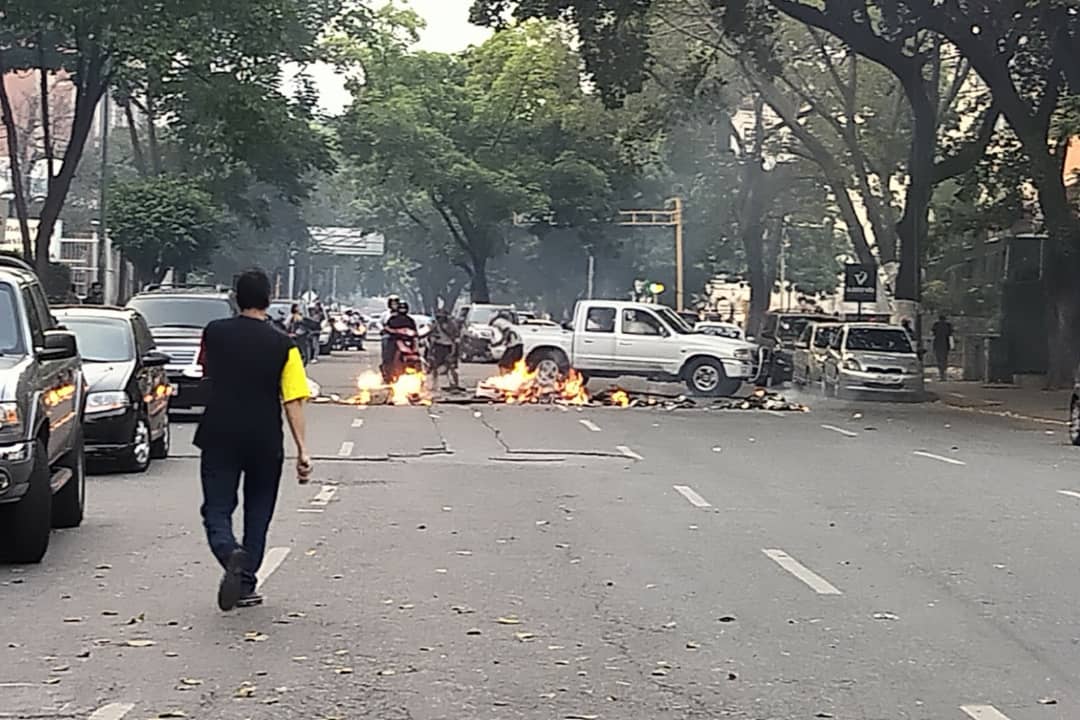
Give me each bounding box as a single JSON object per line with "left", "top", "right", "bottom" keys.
{"left": 932, "top": 320, "right": 953, "bottom": 349}
{"left": 385, "top": 313, "right": 417, "bottom": 331}
{"left": 194, "top": 316, "right": 296, "bottom": 451}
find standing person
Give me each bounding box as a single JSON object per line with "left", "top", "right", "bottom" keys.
{"left": 931, "top": 313, "right": 954, "bottom": 381}
{"left": 85, "top": 281, "right": 104, "bottom": 305}
{"left": 380, "top": 295, "right": 401, "bottom": 376}
{"left": 196, "top": 269, "right": 312, "bottom": 611}
{"left": 429, "top": 308, "right": 462, "bottom": 391}
{"left": 286, "top": 304, "right": 309, "bottom": 364}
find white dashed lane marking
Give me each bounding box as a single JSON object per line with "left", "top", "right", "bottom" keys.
{"left": 960, "top": 705, "right": 1012, "bottom": 720}
{"left": 89, "top": 703, "right": 135, "bottom": 720}
{"left": 255, "top": 547, "right": 290, "bottom": 591}
{"left": 338, "top": 441, "right": 354, "bottom": 457}
{"left": 616, "top": 445, "right": 643, "bottom": 461}
{"left": 673, "top": 485, "right": 712, "bottom": 508}
{"left": 821, "top": 424, "right": 858, "bottom": 438}
{"left": 762, "top": 548, "right": 842, "bottom": 595}
{"left": 1058, "top": 490, "right": 1080, "bottom": 500}
{"left": 311, "top": 485, "right": 338, "bottom": 507}
{"left": 579, "top": 419, "right": 602, "bottom": 432}
{"left": 913, "top": 450, "right": 966, "bottom": 466}
{"left": 352, "top": 418, "right": 364, "bottom": 428}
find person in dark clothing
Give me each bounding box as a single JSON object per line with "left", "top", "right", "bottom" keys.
{"left": 385, "top": 301, "right": 417, "bottom": 331}
{"left": 196, "top": 269, "right": 312, "bottom": 611}
{"left": 931, "top": 314, "right": 953, "bottom": 381}
{"left": 85, "top": 282, "right": 104, "bottom": 305}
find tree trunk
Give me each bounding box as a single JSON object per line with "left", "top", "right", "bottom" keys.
{"left": 0, "top": 62, "right": 34, "bottom": 261}
{"left": 35, "top": 51, "right": 108, "bottom": 273}
{"left": 470, "top": 253, "right": 490, "bottom": 303}
{"left": 37, "top": 37, "right": 55, "bottom": 193}
{"left": 122, "top": 102, "right": 148, "bottom": 177}
{"left": 893, "top": 83, "right": 936, "bottom": 305}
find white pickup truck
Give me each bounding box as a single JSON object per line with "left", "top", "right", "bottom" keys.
{"left": 519, "top": 300, "right": 762, "bottom": 396}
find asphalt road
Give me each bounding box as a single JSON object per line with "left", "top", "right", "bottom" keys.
{"left": 3, "top": 350, "right": 1080, "bottom": 720}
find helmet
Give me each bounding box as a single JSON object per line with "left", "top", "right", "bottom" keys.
{"left": 387, "top": 294, "right": 401, "bottom": 309}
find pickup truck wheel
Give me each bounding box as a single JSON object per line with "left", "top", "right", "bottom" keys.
{"left": 528, "top": 349, "right": 570, "bottom": 386}
{"left": 0, "top": 439, "right": 52, "bottom": 564}
{"left": 52, "top": 428, "right": 86, "bottom": 529}
{"left": 121, "top": 413, "right": 152, "bottom": 473}
{"left": 150, "top": 418, "right": 170, "bottom": 460}
{"left": 685, "top": 358, "right": 730, "bottom": 397}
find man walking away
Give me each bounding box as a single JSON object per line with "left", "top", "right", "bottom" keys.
{"left": 931, "top": 314, "right": 953, "bottom": 381}
{"left": 196, "top": 269, "right": 313, "bottom": 611}
{"left": 429, "top": 308, "right": 462, "bottom": 391}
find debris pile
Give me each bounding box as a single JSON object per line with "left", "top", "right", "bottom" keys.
{"left": 711, "top": 387, "right": 810, "bottom": 412}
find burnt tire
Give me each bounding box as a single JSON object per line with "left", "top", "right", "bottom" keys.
{"left": 527, "top": 348, "right": 570, "bottom": 386}
{"left": 0, "top": 440, "right": 52, "bottom": 564}
{"left": 53, "top": 428, "right": 86, "bottom": 529}
{"left": 685, "top": 357, "right": 732, "bottom": 397}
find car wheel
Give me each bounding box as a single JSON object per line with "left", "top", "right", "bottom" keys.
{"left": 52, "top": 428, "right": 86, "bottom": 529}
{"left": 1070, "top": 398, "right": 1080, "bottom": 447}
{"left": 122, "top": 413, "right": 152, "bottom": 473}
{"left": 150, "top": 417, "right": 170, "bottom": 460}
{"left": 685, "top": 357, "right": 729, "bottom": 397}
{"left": 0, "top": 439, "right": 52, "bottom": 564}
{"left": 528, "top": 349, "right": 570, "bottom": 387}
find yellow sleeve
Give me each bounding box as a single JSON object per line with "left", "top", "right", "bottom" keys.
{"left": 280, "top": 346, "right": 310, "bottom": 403}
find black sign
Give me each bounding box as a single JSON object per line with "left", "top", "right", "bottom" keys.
{"left": 844, "top": 264, "right": 877, "bottom": 303}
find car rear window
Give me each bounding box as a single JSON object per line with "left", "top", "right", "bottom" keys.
{"left": 60, "top": 316, "right": 134, "bottom": 362}
{"left": 845, "top": 327, "right": 914, "bottom": 353}
{"left": 128, "top": 296, "right": 233, "bottom": 329}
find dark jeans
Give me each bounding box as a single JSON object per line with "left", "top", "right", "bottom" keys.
{"left": 200, "top": 443, "right": 284, "bottom": 592}
{"left": 934, "top": 347, "right": 949, "bottom": 379}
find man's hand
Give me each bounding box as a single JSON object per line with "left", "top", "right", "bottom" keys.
{"left": 297, "top": 452, "right": 313, "bottom": 484}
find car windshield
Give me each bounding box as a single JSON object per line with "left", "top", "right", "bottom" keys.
{"left": 777, "top": 316, "right": 812, "bottom": 341}
{"left": 128, "top": 296, "right": 233, "bottom": 328}
{"left": 654, "top": 306, "right": 692, "bottom": 334}
{"left": 846, "top": 327, "right": 914, "bottom": 353}
{"left": 467, "top": 306, "right": 513, "bottom": 325}
{"left": 0, "top": 284, "right": 25, "bottom": 355}
{"left": 60, "top": 316, "right": 134, "bottom": 362}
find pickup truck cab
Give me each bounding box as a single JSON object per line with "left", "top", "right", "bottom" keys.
{"left": 518, "top": 300, "right": 761, "bottom": 396}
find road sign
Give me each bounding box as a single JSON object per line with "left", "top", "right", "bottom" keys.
{"left": 309, "top": 227, "right": 385, "bottom": 256}
{"left": 844, "top": 264, "right": 877, "bottom": 303}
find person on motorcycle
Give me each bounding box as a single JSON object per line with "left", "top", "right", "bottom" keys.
{"left": 380, "top": 295, "right": 402, "bottom": 375}
{"left": 382, "top": 302, "right": 419, "bottom": 382}
{"left": 428, "top": 308, "right": 462, "bottom": 391}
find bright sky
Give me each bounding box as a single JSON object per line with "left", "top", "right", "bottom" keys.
{"left": 302, "top": 0, "right": 492, "bottom": 115}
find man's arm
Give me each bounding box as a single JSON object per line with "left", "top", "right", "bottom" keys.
{"left": 280, "top": 344, "right": 312, "bottom": 483}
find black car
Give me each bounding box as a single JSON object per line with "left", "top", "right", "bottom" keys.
{"left": 126, "top": 285, "right": 237, "bottom": 409}
{"left": 54, "top": 307, "right": 171, "bottom": 472}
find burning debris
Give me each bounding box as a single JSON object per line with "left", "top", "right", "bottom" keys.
{"left": 340, "top": 369, "right": 432, "bottom": 406}
{"left": 475, "top": 360, "right": 590, "bottom": 405}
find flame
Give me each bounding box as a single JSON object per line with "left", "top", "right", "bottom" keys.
{"left": 346, "top": 369, "right": 430, "bottom": 406}
{"left": 608, "top": 388, "right": 630, "bottom": 408}
{"left": 478, "top": 360, "right": 589, "bottom": 405}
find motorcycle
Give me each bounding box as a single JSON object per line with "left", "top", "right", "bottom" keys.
{"left": 331, "top": 318, "right": 350, "bottom": 351}
{"left": 381, "top": 326, "right": 422, "bottom": 383}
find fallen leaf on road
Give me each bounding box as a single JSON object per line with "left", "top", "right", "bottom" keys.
{"left": 651, "top": 669, "right": 668, "bottom": 676}
{"left": 435, "top": 568, "right": 447, "bottom": 573}
{"left": 124, "top": 639, "right": 156, "bottom": 648}
{"left": 156, "top": 712, "right": 187, "bottom": 719}
{"left": 164, "top": 651, "right": 179, "bottom": 658}
{"left": 244, "top": 632, "right": 269, "bottom": 642}
{"left": 50, "top": 665, "right": 70, "bottom": 672}
{"left": 76, "top": 650, "right": 90, "bottom": 659}
{"left": 685, "top": 642, "right": 700, "bottom": 650}
{"left": 398, "top": 603, "right": 415, "bottom": 610}
{"left": 815, "top": 713, "right": 834, "bottom": 718}
{"left": 334, "top": 649, "right": 349, "bottom": 656}
{"left": 287, "top": 611, "right": 306, "bottom": 619}
{"left": 555, "top": 659, "right": 570, "bottom": 666}
{"left": 451, "top": 605, "right": 475, "bottom": 614}
{"left": 377, "top": 669, "right": 396, "bottom": 676}
{"left": 1038, "top": 698, "right": 1058, "bottom": 705}
{"left": 496, "top": 616, "right": 521, "bottom": 625}
{"left": 662, "top": 621, "right": 676, "bottom": 629}
{"left": 334, "top": 667, "right": 353, "bottom": 674}
{"left": 95, "top": 564, "right": 112, "bottom": 570}
{"left": 235, "top": 683, "right": 256, "bottom": 698}
{"left": 43, "top": 678, "right": 61, "bottom": 685}
{"left": 179, "top": 678, "right": 202, "bottom": 686}
{"left": 717, "top": 615, "right": 736, "bottom": 623}
{"left": 564, "top": 714, "right": 598, "bottom": 719}
{"left": 535, "top": 520, "right": 549, "bottom": 526}
{"left": 728, "top": 672, "right": 738, "bottom": 680}
{"left": 515, "top": 632, "right": 536, "bottom": 642}
{"left": 291, "top": 656, "right": 308, "bottom": 662}
{"left": 712, "top": 447, "right": 722, "bottom": 453}
{"left": 62, "top": 617, "right": 82, "bottom": 623}
{"left": 305, "top": 549, "right": 317, "bottom": 556}
{"left": 466, "top": 628, "right": 482, "bottom": 636}
{"left": 455, "top": 550, "right": 473, "bottom": 556}
{"left": 872, "top": 612, "right": 899, "bottom": 621}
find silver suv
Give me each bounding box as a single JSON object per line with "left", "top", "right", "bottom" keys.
{"left": 0, "top": 257, "right": 86, "bottom": 564}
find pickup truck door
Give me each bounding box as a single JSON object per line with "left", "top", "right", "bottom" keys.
{"left": 616, "top": 308, "right": 675, "bottom": 372}
{"left": 572, "top": 305, "right": 618, "bottom": 369}
{"left": 25, "top": 286, "right": 77, "bottom": 462}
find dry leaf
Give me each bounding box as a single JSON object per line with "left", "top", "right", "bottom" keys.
{"left": 156, "top": 712, "right": 187, "bottom": 719}
{"left": 62, "top": 617, "right": 83, "bottom": 624}
{"left": 126, "top": 613, "right": 145, "bottom": 625}
{"left": 179, "top": 678, "right": 202, "bottom": 687}
{"left": 43, "top": 678, "right": 61, "bottom": 685}
{"left": 291, "top": 656, "right": 308, "bottom": 662}
{"left": 235, "top": 683, "right": 257, "bottom": 698}
{"left": 377, "top": 669, "right": 396, "bottom": 676}
{"left": 101, "top": 610, "right": 118, "bottom": 617}
{"left": 514, "top": 632, "right": 536, "bottom": 642}
{"left": 496, "top": 616, "right": 521, "bottom": 625}
{"left": 244, "top": 632, "right": 269, "bottom": 642}
{"left": 685, "top": 641, "right": 700, "bottom": 650}
{"left": 334, "top": 667, "right": 354, "bottom": 675}
{"left": 164, "top": 651, "right": 179, "bottom": 658}
{"left": 125, "top": 639, "right": 156, "bottom": 648}
{"left": 466, "top": 628, "right": 482, "bottom": 636}
{"left": 51, "top": 665, "right": 70, "bottom": 673}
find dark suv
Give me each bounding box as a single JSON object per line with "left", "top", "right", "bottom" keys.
{"left": 126, "top": 285, "right": 237, "bottom": 409}
{"left": 0, "top": 257, "right": 86, "bottom": 563}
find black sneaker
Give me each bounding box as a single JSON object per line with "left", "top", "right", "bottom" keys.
{"left": 236, "top": 592, "right": 264, "bottom": 608}
{"left": 218, "top": 548, "right": 249, "bottom": 611}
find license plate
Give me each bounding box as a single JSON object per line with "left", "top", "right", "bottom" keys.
{"left": 876, "top": 374, "right": 902, "bottom": 385}
{"left": 169, "top": 383, "right": 179, "bottom": 396}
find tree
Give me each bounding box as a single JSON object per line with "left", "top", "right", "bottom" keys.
{"left": 110, "top": 175, "right": 229, "bottom": 284}
{"left": 337, "top": 20, "right": 634, "bottom": 302}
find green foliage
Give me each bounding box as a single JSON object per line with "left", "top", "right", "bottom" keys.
{"left": 110, "top": 175, "right": 231, "bottom": 283}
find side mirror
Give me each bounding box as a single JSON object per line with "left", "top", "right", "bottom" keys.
{"left": 142, "top": 350, "right": 171, "bottom": 367}
{"left": 39, "top": 330, "right": 78, "bottom": 361}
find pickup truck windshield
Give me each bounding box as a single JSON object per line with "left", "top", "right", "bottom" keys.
{"left": 0, "top": 284, "right": 25, "bottom": 354}
{"left": 654, "top": 306, "right": 692, "bottom": 335}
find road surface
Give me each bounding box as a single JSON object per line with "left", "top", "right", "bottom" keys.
{"left": 2, "top": 350, "right": 1078, "bottom": 720}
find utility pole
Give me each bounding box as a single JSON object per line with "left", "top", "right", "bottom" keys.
{"left": 617, "top": 197, "right": 685, "bottom": 311}
{"left": 287, "top": 249, "right": 296, "bottom": 298}
{"left": 586, "top": 254, "right": 595, "bottom": 299}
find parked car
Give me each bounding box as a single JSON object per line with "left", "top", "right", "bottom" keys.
{"left": 126, "top": 285, "right": 237, "bottom": 409}
{"left": 695, "top": 321, "right": 745, "bottom": 340}
{"left": 518, "top": 300, "right": 762, "bottom": 396}
{"left": 0, "top": 257, "right": 86, "bottom": 564}
{"left": 756, "top": 311, "right": 840, "bottom": 386}
{"left": 791, "top": 322, "right": 842, "bottom": 387}
{"left": 54, "top": 307, "right": 171, "bottom": 472}
{"left": 821, "top": 323, "right": 924, "bottom": 400}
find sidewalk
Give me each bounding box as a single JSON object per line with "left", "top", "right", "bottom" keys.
{"left": 930, "top": 379, "right": 1071, "bottom": 425}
